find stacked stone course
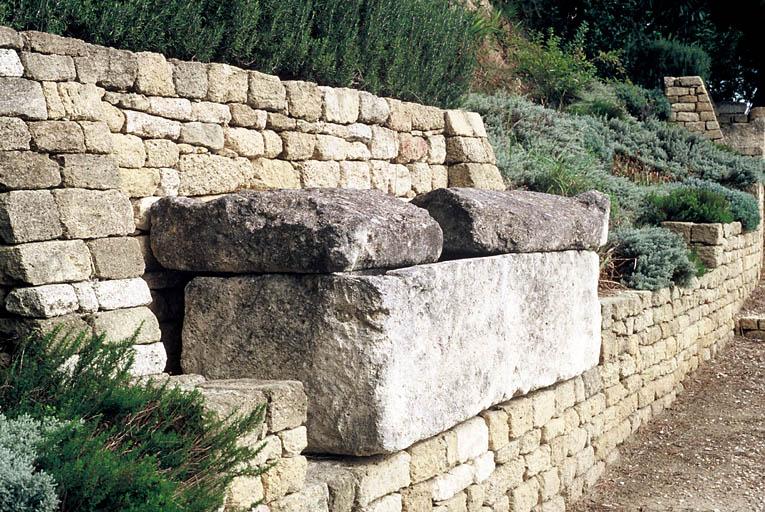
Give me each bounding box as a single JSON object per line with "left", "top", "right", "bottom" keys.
{"left": 0, "top": 26, "right": 503, "bottom": 372}
{"left": 716, "top": 102, "right": 765, "bottom": 157}
{"left": 664, "top": 76, "right": 724, "bottom": 141}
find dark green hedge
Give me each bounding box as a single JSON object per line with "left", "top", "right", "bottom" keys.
{"left": 0, "top": 0, "right": 480, "bottom": 107}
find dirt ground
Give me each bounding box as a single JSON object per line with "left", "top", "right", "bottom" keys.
{"left": 572, "top": 335, "right": 765, "bottom": 512}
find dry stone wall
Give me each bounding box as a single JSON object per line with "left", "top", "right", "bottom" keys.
{"left": 717, "top": 104, "right": 765, "bottom": 157}
{"left": 0, "top": 26, "right": 503, "bottom": 372}
{"left": 664, "top": 76, "right": 724, "bottom": 142}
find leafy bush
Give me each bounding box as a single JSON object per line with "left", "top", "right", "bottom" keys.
{"left": 0, "top": 0, "right": 480, "bottom": 107}
{"left": 511, "top": 28, "right": 597, "bottom": 107}
{"left": 626, "top": 36, "right": 712, "bottom": 90}
{"left": 683, "top": 178, "right": 761, "bottom": 231}
{"left": 0, "top": 330, "right": 267, "bottom": 512}
{"left": 641, "top": 187, "right": 734, "bottom": 225}
{"left": 612, "top": 82, "right": 671, "bottom": 121}
{"left": 567, "top": 82, "right": 627, "bottom": 120}
{"left": 610, "top": 227, "right": 698, "bottom": 290}
{"left": 0, "top": 414, "right": 59, "bottom": 512}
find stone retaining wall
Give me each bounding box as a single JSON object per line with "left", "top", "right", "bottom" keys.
{"left": 0, "top": 26, "right": 503, "bottom": 372}
{"left": 718, "top": 105, "right": 765, "bottom": 158}
{"left": 664, "top": 76, "right": 724, "bottom": 142}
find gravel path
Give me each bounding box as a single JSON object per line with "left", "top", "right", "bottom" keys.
{"left": 572, "top": 335, "right": 765, "bottom": 512}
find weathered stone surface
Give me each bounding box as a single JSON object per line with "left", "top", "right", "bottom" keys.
{"left": 151, "top": 189, "right": 442, "bottom": 273}
{"left": 358, "top": 92, "right": 390, "bottom": 125}
{"left": 87, "top": 237, "right": 145, "bottom": 279}
{"left": 411, "top": 188, "right": 610, "bottom": 258}
{"left": 285, "top": 81, "right": 323, "bottom": 122}
{"left": 0, "top": 151, "right": 60, "bottom": 191}
{"left": 321, "top": 87, "right": 359, "bottom": 124}
{"left": 5, "top": 283, "right": 79, "bottom": 318}
{"left": 248, "top": 71, "right": 287, "bottom": 112}
{"left": 248, "top": 158, "right": 301, "bottom": 190}
{"left": 125, "top": 111, "right": 181, "bottom": 140}
{"left": 0, "top": 240, "right": 92, "bottom": 285}
{"left": 0, "top": 77, "right": 47, "bottom": 119}
{"left": 0, "top": 116, "right": 30, "bottom": 150}
{"left": 112, "top": 133, "right": 146, "bottom": 168}
{"left": 182, "top": 250, "right": 601, "bottom": 455}
{"left": 447, "top": 163, "right": 504, "bottom": 190}
{"left": 270, "top": 482, "right": 330, "bottom": 512}
{"left": 0, "top": 27, "right": 22, "bottom": 49}
{"left": 135, "top": 52, "right": 175, "bottom": 96}
{"left": 54, "top": 189, "right": 134, "bottom": 239}
{"left": 89, "top": 306, "right": 161, "bottom": 344}
{"left": 131, "top": 342, "right": 168, "bottom": 376}
{"left": 59, "top": 154, "right": 119, "bottom": 189}
{"left": 176, "top": 154, "right": 251, "bottom": 195}
{"left": 57, "top": 82, "right": 103, "bottom": 121}
{"left": 0, "top": 190, "right": 62, "bottom": 243}
{"left": 147, "top": 96, "right": 192, "bottom": 121}
{"left": 118, "top": 167, "right": 160, "bottom": 197}
{"left": 179, "top": 122, "right": 224, "bottom": 149}
{"left": 229, "top": 103, "right": 267, "bottom": 128}
{"left": 281, "top": 131, "right": 316, "bottom": 160}
{"left": 93, "top": 277, "right": 152, "bottom": 310}
{"left": 170, "top": 59, "right": 208, "bottom": 98}
{"left": 28, "top": 121, "right": 85, "bottom": 153}
{"left": 191, "top": 101, "right": 231, "bottom": 124}
{"left": 0, "top": 49, "right": 23, "bottom": 77}
{"left": 21, "top": 52, "right": 76, "bottom": 81}
{"left": 224, "top": 127, "right": 264, "bottom": 157}
{"left": 79, "top": 121, "right": 113, "bottom": 153}
{"left": 207, "top": 63, "right": 248, "bottom": 103}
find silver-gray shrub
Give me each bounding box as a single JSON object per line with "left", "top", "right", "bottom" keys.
{"left": 0, "top": 414, "right": 59, "bottom": 512}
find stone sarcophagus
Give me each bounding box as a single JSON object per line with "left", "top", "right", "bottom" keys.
{"left": 152, "top": 187, "right": 608, "bottom": 456}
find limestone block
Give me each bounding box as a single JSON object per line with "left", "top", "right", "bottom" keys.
{"left": 407, "top": 163, "right": 432, "bottom": 194}
{"left": 386, "top": 99, "right": 412, "bottom": 132}
{"left": 262, "top": 456, "right": 308, "bottom": 502}
{"left": 98, "top": 102, "right": 125, "bottom": 132}
{"left": 267, "top": 112, "right": 297, "bottom": 131}
{"left": 284, "top": 81, "right": 323, "bottom": 122}
{"left": 370, "top": 126, "right": 399, "bottom": 159}
{"left": 79, "top": 121, "right": 113, "bottom": 154}
{"left": 248, "top": 158, "right": 301, "bottom": 190}
{"left": 446, "top": 164, "right": 504, "bottom": 190}
{"left": 427, "top": 135, "right": 447, "bottom": 165}
{"left": 0, "top": 49, "right": 23, "bottom": 76}
{"left": 0, "top": 77, "right": 47, "bottom": 119}
{"left": 269, "top": 482, "right": 330, "bottom": 512}
{"left": 445, "top": 137, "right": 493, "bottom": 164}
{"left": 0, "top": 116, "right": 30, "bottom": 150}
{"left": 329, "top": 453, "right": 410, "bottom": 507}
{"left": 407, "top": 434, "right": 453, "bottom": 483}
{"left": 28, "top": 121, "right": 85, "bottom": 153}
{"left": 59, "top": 154, "right": 119, "bottom": 190}
{"left": 112, "top": 133, "right": 147, "bottom": 168}
{"left": 177, "top": 154, "right": 251, "bottom": 196}
{"left": 431, "top": 165, "right": 448, "bottom": 190}
{"left": 5, "top": 283, "right": 79, "bottom": 318}
{"left": 93, "top": 277, "right": 152, "bottom": 310}
{"left": 481, "top": 409, "right": 509, "bottom": 450}
{"left": 57, "top": 82, "right": 103, "bottom": 121}
{"left": 432, "top": 464, "right": 475, "bottom": 501}
{"left": 321, "top": 87, "right": 359, "bottom": 124}
{"left": 118, "top": 166, "right": 158, "bottom": 198}
{"left": 0, "top": 190, "right": 62, "bottom": 244}
{"left": 170, "top": 59, "right": 207, "bottom": 99}
{"left": 691, "top": 223, "right": 724, "bottom": 245}
{"left": 262, "top": 130, "right": 283, "bottom": 158}
{"left": 0, "top": 151, "right": 60, "bottom": 191}
{"left": 396, "top": 133, "right": 428, "bottom": 164}
{"left": 131, "top": 342, "right": 168, "bottom": 376}
{"left": 229, "top": 103, "right": 267, "bottom": 128}
{"left": 453, "top": 418, "right": 489, "bottom": 463}
{"left": 225, "top": 476, "right": 264, "bottom": 511}
{"left": 207, "top": 63, "right": 248, "bottom": 103}
{"left": 135, "top": 52, "right": 175, "bottom": 96}
{"left": 151, "top": 189, "right": 442, "bottom": 273}
{"left": 0, "top": 27, "right": 22, "bottom": 49}
{"left": 224, "top": 127, "right": 265, "bottom": 157}
{"left": 40, "top": 82, "right": 65, "bottom": 119}
{"left": 307, "top": 462, "right": 356, "bottom": 512}
{"left": 87, "top": 237, "right": 145, "bottom": 279}
{"left": 347, "top": 123, "right": 373, "bottom": 142}
{"left": 125, "top": 111, "right": 181, "bottom": 140}
{"left": 298, "top": 160, "right": 342, "bottom": 188}
{"left": 444, "top": 111, "right": 473, "bottom": 136}
{"left": 74, "top": 47, "right": 138, "bottom": 90}
{"left": 473, "top": 452, "right": 495, "bottom": 483}
{"left": 249, "top": 71, "right": 288, "bottom": 112}
{"left": 340, "top": 161, "right": 372, "bottom": 189}
{"left": 87, "top": 306, "right": 158, "bottom": 345}
{"left": 144, "top": 139, "right": 180, "bottom": 168}
{"left": 157, "top": 168, "right": 180, "bottom": 196}
{"left": 0, "top": 240, "right": 92, "bottom": 285}
{"left": 412, "top": 188, "right": 610, "bottom": 257}
{"left": 359, "top": 91, "right": 390, "bottom": 125}
{"left": 21, "top": 31, "right": 86, "bottom": 56}
{"left": 147, "top": 96, "right": 192, "bottom": 121}
{"left": 179, "top": 122, "right": 224, "bottom": 149}
{"left": 72, "top": 281, "right": 98, "bottom": 313}
{"left": 182, "top": 251, "right": 601, "bottom": 455}
{"left": 676, "top": 111, "right": 699, "bottom": 122}
{"left": 465, "top": 113, "right": 487, "bottom": 137}
{"left": 191, "top": 101, "right": 232, "bottom": 124}
{"left": 660, "top": 221, "right": 693, "bottom": 243}
{"left": 20, "top": 52, "right": 75, "bottom": 81}
{"left": 410, "top": 104, "right": 445, "bottom": 131}
{"left": 281, "top": 132, "right": 317, "bottom": 160}
{"left": 53, "top": 189, "right": 134, "bottom": 239}
{"left": 280, "top": 426, "right": 308, "bottom": 457}
{"left": 314, "top": 134, "right": 349, "bottom": 160}
{"left": 359, "top": 494, "right": 402, "bottom": 512}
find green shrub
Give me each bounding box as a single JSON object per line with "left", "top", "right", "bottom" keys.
{"left": 626, "top": 36, "right": 712, "bottom": 90}
{"left": 0, "top": 414, "right": 59, "bottom": 512}
{"left": 641, "top": 187, "right": 735, "bottom": 225}
{"left": 612, "top": 82, "right": 671, "bottom": 121}
{"left": 683, "top": 178, "right": 761, "bottom": 231}
{"left": 567, "top": 82, "right": 627, "bottom": 120}
{"left": 0, "top": 330, "right": 267, "bottom": 512}
{"left": 610, "top": 227, "right": 698, "bottom": 290}
{"left": 512, "top": 28, "right": 597, "bottom": 107}
{"left": 0, "top": 0, "right": 479, "bottom": 107}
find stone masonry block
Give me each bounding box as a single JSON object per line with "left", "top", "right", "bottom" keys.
{"left": 79, "top": 121, "right": 113, "bottom": 153}
{"left": 207, "top": 63, "right": 248, "bottom": 103}
{"left": 248, "top": 158, "right": 301, "bottom": 190}
{"left": 0, "top": 27, "right": 22, "bottom": 49}
{"left": 89, "top": 306, "right": 161, "bottom": 344}
{"left": 144, "top": 139, "right": 180, "bottom": 168}
{"left": 447, "top": 163, "right": 504, "bottom": 190}
{"left": 0, "top": 77, "right": 47, "bottom": 119}
{"left": 501, "top": 398, "right": 533, "bottom": 438}
{"left": 359, "top": 91, "right": 390, "bottom": 125}
{"left": 53, "top": 188, "right": 134, "bottom": 239}
{"left": 21, "top": 52, "right": 75, "bottom": 81}
{"left": 262, "top": 456, "right": 309, "bottom": 502}
{"left": 93, "top": 277, "right": 152, "bottom": 310}
{"left": 177, "top": 154, "right": 251, "bottom": 196}
{"left": 691, "top": 223, "right": 724, "bottom": 245}
{"left": 285, "top": 81, "right": 323, "bottom": 122}
{"left": 125, "top": 111, "right": 181, "bottom": 140}
{"left": 191, "top": 101, "right": 231, "bottom": 124}
{"left": 0, "top": 116, "right": 30, "bottom": 151}
{"left": 147, "top": 96, "right": 193, "bottom": 121}
{"left": 386, "top": 99, "right": 412, "bottom": 132}
{"left": 28, "top": 121, "right": 85, "bottom": 152}
{"left": 5, "top": 283, "right": 79, "bottom": 318}
{"left": 87, "top": 237, "right": 145, "bottom": 279}
{"left": 224, "top": 127, "right": 265, "bottom": 158}
{"left": 0, "top": 49, "right": 23, "bottom": 76}
{"left": 453, "top": 417, "right": 489, "bottom": 463}
{"left": 444, "top": 110, "right": 474, "bottom": 136}
{"left": 0, "top": 240, "right": 92, "bottom": 286}
{"left": 0, "top": 190, "right": 62, "bottom": 244}
{"left": 135, "top": 52, "right": 175, "bottom": 96}
{"left": 321, "top": 87, "right": 360, "bottom": 124}
{"left": 118, "top": 167, "right": 160, "bottom": 197}
{"left": 179, "top": 122, "right": 224, "bottom": 149}
{"left": 248, "top": 71, "right": 288, "bottom": 112}
{"left": 59, "top": 154, "right": 119, "bottom": 190}
{"left": 170, "top": 59, "right": 208, "bottom": 99}
{"left": 112, "top": 133, "right": 147, "bottom": 168}
{"left": 407, "top": 434, "right": 453, "bottom": 484}
{"left": 132, "top": 342, "right": 168, "bottom": 376}
{"left": 0, "top": 151, "right": 60, "bottom": 191}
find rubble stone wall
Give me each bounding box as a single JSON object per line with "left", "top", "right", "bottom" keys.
{"left": 717, "top": 104, "right": 765, "bottom": 158}
{"left": 0, "top": 26, "right": 503, "bottom": 373}
{"left": 664, "top": 76, "right": 724, "bottom": 142}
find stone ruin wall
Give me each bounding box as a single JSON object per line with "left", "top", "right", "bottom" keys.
{"left": 0, "top": 26, "right": 504, "bottom": 373}
{"left": 665, "top": 75, "right": 765, "bottom": 157}
{"left": 1, "top": 26, "right": 764, "bottom": 512}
